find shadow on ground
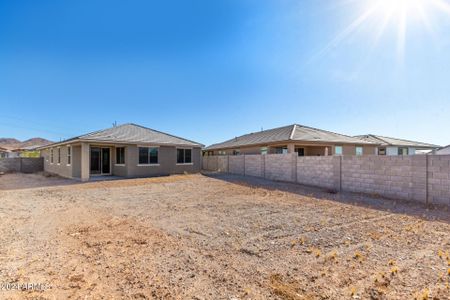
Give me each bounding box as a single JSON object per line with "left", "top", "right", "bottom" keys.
{"left": 203, "top": 172, "right": 450, "bottom": 225}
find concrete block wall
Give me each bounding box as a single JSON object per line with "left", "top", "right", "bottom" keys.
{"left": 0, "top": 158, "right": 44, "bottom": 173}
{"left": 217, "top": 156, "right": 229, "bottom": 172}
{"left": 202, "top": 156, "right": 218, "bottom": 171}
{"left": 428, "top": 155, "right": 450, "bottom": 205}
{"left": 297, "top": 156, "right": 339, "bottom": 190}
{"left": 244, "top": 155, "right": 263, "bottom": 177}
{"left": 265, "top": 154, "right": 296, "bottom": 182}
{"left": 341, "top": 156, "right": 427, "bottom": 203}
{"left": 229, "top": 155, "right": 245, "bottom": 175}
{"left": 202, "top": 154, "right": 449, "bottom": 206}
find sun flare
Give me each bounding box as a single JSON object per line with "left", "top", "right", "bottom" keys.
{"left": 314, "top": 0, "right": 450, "bottom": 63}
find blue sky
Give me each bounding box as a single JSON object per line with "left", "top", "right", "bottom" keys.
{"left": 0, "top": 0, "right": 449, "bottom": 146}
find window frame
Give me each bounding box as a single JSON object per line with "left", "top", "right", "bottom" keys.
{"left": 50, "top": 148, "right": 54, "bottom": 164}
{"left": 137, "top": 146, "right": 159, "bottom": 166}
{"left": 116, "top": 147, "right": 126, "bottom": 166}
{"left": 176, "top": 148, "right": 193, "bottom": 165}
{"left": 57, "top": 147, "right": 61, "bottom": 165}
{"left": 67, "top": 146, "right": 71, "bottom": 166}
{"left": 295, "top": 147, "right": 305, "bottom": 157}
{"left": 355, "top": 146, "right": 363, "bottom": 156}
{"left": 335, "top": 146, "right": 343, "bottom": 156}
{"left": 398, "top": 147, "right": 409, "bottom": 155}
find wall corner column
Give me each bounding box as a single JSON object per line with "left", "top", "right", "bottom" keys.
{"left": 81, "top": 142, "right": 90, "bottom": 182}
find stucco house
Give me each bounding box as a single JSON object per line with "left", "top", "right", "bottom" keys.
{"left": 204, "top": 124, "right": 378, "bottom": 156}
{"left": 38, "top": 123, "right": 203, "bottom": 181}
{"left": 354, "top": 134, "right": 440, "bottom": 155}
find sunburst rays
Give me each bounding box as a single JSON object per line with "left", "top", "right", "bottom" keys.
{"left": 312, "top": 0, "right": 450, "bottom": 64}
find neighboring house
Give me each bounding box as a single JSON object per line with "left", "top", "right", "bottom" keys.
{"left": 13, "top": 145, "right": 45, "bottom": 158}
{"left": 0, "top": 147, "right": 10, "bottom": 158}
{"left": 204, "top": 124, "right": 378, "bottom": 156}
{"left": 434, "top": 145, "right": 450, "bottom": 155}
{"left": 38, "top": 123, "right": 203, "bottom": 181}
{"left": 354, "top": 134, "right": 440, "bottom": 156}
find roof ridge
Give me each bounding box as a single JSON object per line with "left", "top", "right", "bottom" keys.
{"left": 295, "top": 123, "right": 373, "bottom": 143}
{"left": 365, "top": 134, "right": 440, "bottom": 147}
{"left": 289, "top": 124, "right": 297, "bottom": 140}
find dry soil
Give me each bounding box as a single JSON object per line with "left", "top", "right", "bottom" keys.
{"left": 0, "top": 172, "right": 449, "bottom": 299}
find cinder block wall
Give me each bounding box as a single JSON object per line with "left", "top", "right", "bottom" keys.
{"left": 202, "top": 154, "right": 450, "bottom": 206}
{"left": 0, "top": 158, "right": 44, "bottom": 173}
{"left": 244, "top": 155, "right": 263, "bottom": 177}
{"left": 297, "top": 156, "right": 339, "bottom": 190}
{"left": 428, "top": 155, "right": 450, "bottom": 205}
{"left": 229, "top": 155, "right": 245, "bottom": 175}
{"left": 265, "top": 154, "right": 296, "bottom": 182}
{"left": 218, "top": 156, "right": 229, "bottom": 172}
{"left": 341, "top": 156, "right": 427, "bottom": 203}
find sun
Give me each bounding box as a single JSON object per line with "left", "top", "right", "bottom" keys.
{"left": 313, "top": 0, "right": 450, "bottom": 63}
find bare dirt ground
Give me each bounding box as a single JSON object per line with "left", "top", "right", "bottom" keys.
{"left": 0, "top": 172, "right": 449, "bottom": 299}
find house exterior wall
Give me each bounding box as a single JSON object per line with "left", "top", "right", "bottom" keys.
{"left": 123, "top": 145, "right": 201, "bottom": 178}
{"left": 42, "top": 143, "right": 201, "bottom": 179}
{"left": 42, "top": 146, "right": 73, "bottom": 179}
{"left": 386, "top": 147, "right": 398, "bottom": 156}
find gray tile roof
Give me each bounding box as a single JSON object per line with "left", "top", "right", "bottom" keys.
{"left": 205, "top": 124, "right": 376, "bottom": 150}
{"left": 42, "top": 123, "right": 203, "bottom": 148}
{"left": 354, "top": 134, "right": 440, "bottom": 149}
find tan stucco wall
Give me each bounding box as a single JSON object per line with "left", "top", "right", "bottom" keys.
{"left": 42, "top": 143, "right": 201, "bottom": 179}
{"left": 126, "top": 145, "right": 201, "bottom": 177}
{"left": 42, "top": 146, "right": 74, "bottom": 179}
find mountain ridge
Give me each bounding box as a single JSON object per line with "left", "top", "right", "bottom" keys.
{"left": 0, "top": 137, "right": 53, "bottom": 149}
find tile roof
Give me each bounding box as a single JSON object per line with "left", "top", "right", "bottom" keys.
{"left": 354, "top": 134, "right": 440, "bottom": 148}
{"left": 41, "top": 123, "right": 203, "bottom": 148}
{"left": 205, "top": 124, "right": 376, "bottom": 150}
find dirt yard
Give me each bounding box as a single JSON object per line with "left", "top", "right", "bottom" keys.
{"left": 0, "top": 172, "right": 449, "bottom": 299}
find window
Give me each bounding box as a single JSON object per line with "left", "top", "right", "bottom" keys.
{"left": 295, "top": 148, "right": 305, "bottom": 156}
{"left": 138, "top": 147, "right": 158, "bottom": 165}
{"left": 260, "top": 147, "right": 268, "bottom": 155}
{"left": 232, "top": 149, "right": 241, "bottom": 155}
{"left": 50, "top": 148, "right": 54, "bottom": 164}
{"left": 356, "top": 146, "right": 363, "bottom": 156}
{"left": 67, "top": 146, "right": 71, "bottom": 165}
{"left": 177, "top": 148, "right": 192, "bottom": 164}
{"left": 116, "top": 147, "right": 125, "bottom": 165}
{"left": 57, "top": 148, "right": 61, "bottom": 164}
{"left": 275, "top": 147, "right": 288, "bottom": 154}
{"left": 378, "top": 148, "right": 386, "bottom": 155}
{"left": 335, "top": 146, "right": 343, "bottom": 155}
{"left": 398, "top": 147, "right": 409, "bottom": 155}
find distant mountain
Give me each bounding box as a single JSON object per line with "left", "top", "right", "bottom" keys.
{"left": 0, "top": 138, "right": 20, "bottom": 145}
{"left": 0, "top": 137, "right": 53, "bottom": 149}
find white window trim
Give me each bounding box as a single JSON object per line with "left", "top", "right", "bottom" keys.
{"left": 176, "top": 147, "right": 193, "bottom": 165}
{"left": 335, "top": 146, "right": 343, "bottom": 156}
{"left": 137, "top": 163, "right": 160, "bottom": 167}
{"left": 50, "top": 148, "right": 54, "bottom": 164}
{"left": 67, "top": 146, "right": 72, "bottom": 166}
{"left": 115, "top": 164, "right": 126, "bottom": 167}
